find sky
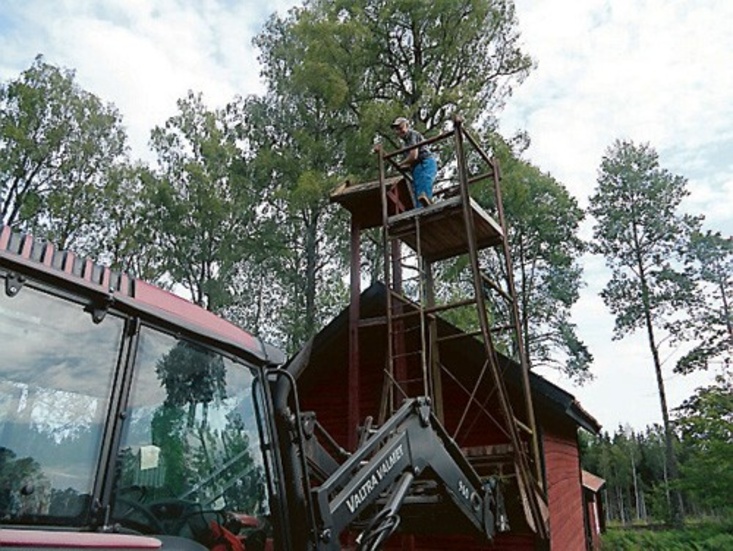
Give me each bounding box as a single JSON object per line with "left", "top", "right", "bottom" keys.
{"left": 1, "top": 0, "right": 731, "bottom": 432}
{"left": 498, "top": 0, "right": 733, "bottom": 433}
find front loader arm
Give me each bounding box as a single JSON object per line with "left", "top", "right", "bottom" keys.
{"left": 308, "top": 398, "right": 505, "bottom": 550}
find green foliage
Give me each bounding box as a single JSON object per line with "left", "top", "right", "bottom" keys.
{"left": 149, "top": 92, "right": 261, "bottom": 310}
{"left": 257, "top": 0, "right": 532, "bottom": 159}
{"left": 674, "top": 372, "right": 733, "bottom": 512}
{"left": 644, "top": 483, "right": 672, "bottom": 523}
{"left": 300, "top": 0, "right": 531, "bottom": 130}
{"left": 601, "top": 520, "right": 733, "bottom": 551}
{"left": 89, "top": 162, "right": 170, "bottom": 283}
{"left": 0, "top": 55, "right": 127, "bottom": 250}
{"left": 676, "top": 231, "right": 732, "bottom": 373}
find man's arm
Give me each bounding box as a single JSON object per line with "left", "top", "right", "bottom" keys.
{"left": 399, "top": 131, "right": 419, "bottom": 169}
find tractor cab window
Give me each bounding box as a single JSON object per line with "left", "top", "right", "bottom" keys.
{"left": 0, "top": 280, "right": 122, "bottom": 523}
{"left": 111, "top": 326, "right": 271, "bottom": 548}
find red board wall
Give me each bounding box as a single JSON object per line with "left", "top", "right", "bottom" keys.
{"left": 586, "top": 494, "right": 602, "bottom": 550}
{"left": 385, "top": 533, "right": 536, "bottom": 550}
{"left": 543, "top": 420, "right": 586, "bottom": 551}
{"left": 294, "top": 294, "right": 594, "bottom": 550}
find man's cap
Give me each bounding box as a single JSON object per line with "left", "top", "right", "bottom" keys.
{"left": 391, "top": 117, "right": 409, "bottom": 127}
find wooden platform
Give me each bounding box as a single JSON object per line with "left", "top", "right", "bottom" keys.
{"left": 331, "top": 176, "right": 503, "bottom": 262}
{"left": 387, "top": 196, "right": 504, "bottom": 262}
{"left": 330, "top": 176, "right": 414, "bottom": 230}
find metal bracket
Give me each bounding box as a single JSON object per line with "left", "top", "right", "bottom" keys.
{"left": 415, "top": 397, "right": 431, "bottom": 427}
{"left": 5, "top": 272, "right": 25, "bottom": 297}
{"left": 88, "top": 294, "right": 114, "bottom": 324}
{"left": 126, "top": 317, "right": 140, "bottom": 337}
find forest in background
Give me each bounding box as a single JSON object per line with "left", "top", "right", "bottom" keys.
{"left": 1, "top": 0, "right": 730, "bottom": 530}
{"left": 581, "top": 371, "right": 732, "bottom": 525}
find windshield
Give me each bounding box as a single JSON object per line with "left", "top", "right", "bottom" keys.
{"left": 0, "top": 274, "right": 275, "bottom": 548}
{"left": 0, "top": 282, "right": 122, "bottom": 523}
{"left": 109, "top": 326, "right": 271, "bottom": 544}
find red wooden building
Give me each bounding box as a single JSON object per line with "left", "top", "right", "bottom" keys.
{"left": 290, "top": 282, "right": 602, "bottom": 550}
{"left": 582, "top": 470, "right": 607, "bottom": 549}
{"left": 307, "top": 120, "right": 603, "bottom": 549}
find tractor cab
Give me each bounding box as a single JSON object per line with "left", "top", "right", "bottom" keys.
{"left": 0, "top": 228, "right": 281, "bottom": 550}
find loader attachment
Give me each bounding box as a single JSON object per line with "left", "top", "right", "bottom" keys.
{"left": 301, "top": 398, "right": 507, "bottom": 550}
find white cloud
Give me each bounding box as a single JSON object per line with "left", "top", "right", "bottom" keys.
{"left": 0, "top": 0, "right": 299, "bottom": 159}
{"left": 503, "top": 0, "right": 732, "bottom": 430}
{"left": 504, "top": 0, "right": 733, "bottom": 216}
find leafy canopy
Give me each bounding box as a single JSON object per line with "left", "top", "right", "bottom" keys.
{"left": 674, "top": 372, "right": 733, "bottom": 512}
{"left": 589, "top": 139, "right": 701, "bottom": 339}
{"left": 0, "top": 55, "right": 127, "bottom": 250}
{"left": 493, "top": 136, "right": 592, "bottom": 382}
{"left": 676, "top": 231, "right": 732, "bottom": 373}
{"left": 149, "top": 92, "right": 261, "bottom": 310}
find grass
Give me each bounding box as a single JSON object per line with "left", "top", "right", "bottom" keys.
{"left": 601, "top": 519, "right": 733, "bottom": 550}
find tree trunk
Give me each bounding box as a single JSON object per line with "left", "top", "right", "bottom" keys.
{"left": 661, "top": 448, "right": 671, "bottom": 512}
{"left": 720, "top": 279, "right": 732, "bottom": 337}
{"left": 304, "top": 208, "right": 319, "bottom": 341}
{"left": 617, "top": 486, "right": 625, "bottom": 525}
{"left": 631, "top": 451, "right": 640, "bottom": 521}
{"left": 643, "top": 303, "right": 684, "bottom": 525}
{"left": 634, "top": 238, "right": 684, "bottom": 526}
{"left": 639, "top": 485, "right": 647, "bottom": 522}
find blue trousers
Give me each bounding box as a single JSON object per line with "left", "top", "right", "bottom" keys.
{"left": 412, "top": 157, "right": 437, "bottom": 208}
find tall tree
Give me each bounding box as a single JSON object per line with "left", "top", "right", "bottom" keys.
{"left": 264, "top": 0, "right": 533, "bottom": 137}
{"left": 149, "top": 92, "right": 260, "bottom": 310}
{"left": 676, "top": 231, "right": 732, "bottom": 373}
{"left": 0, "top": 55, "right": 127, "bottom": 248}
{"left": 248, "top": 0, "right": 533, "bottom": 351}
{"left": 589, "top": 139, "right": 702, "bottom": 525}
{"left": 493, "top": 137, "right": 591, "bottom": 382}
{"left": 83, "top": 161, "right": 169, "bottom": 284}
{"left": 231, "top": 88, "right": 351, "bottom": 352}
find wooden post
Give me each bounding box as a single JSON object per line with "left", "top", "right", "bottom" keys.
{"left": 348, "top": 217, "right": 361, "bottom": 451}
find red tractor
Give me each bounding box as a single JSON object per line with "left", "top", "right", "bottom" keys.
{"left": 0, "top": 226, "right": 506, "bottom": 550}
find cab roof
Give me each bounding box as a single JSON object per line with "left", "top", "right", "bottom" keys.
{"left": 0, "top": 225, "right": 284, "bottom": 366}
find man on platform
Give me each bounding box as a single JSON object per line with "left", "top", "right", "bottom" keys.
{"left": 391, "top": 117, "right": 438, "bottom": 208}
